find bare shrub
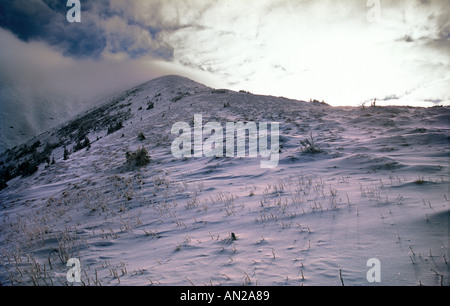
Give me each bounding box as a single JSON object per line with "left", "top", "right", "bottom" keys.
{"left": 300, "top": 133, "right": 323, "bottom": 154}
{"left": 126, "top": 147, "right": 150, "bottom": 168}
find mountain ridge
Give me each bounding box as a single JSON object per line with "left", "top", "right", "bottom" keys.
{"left": 0, "top": 74, "right": 447, "bottom": 192}
{"left": 0, "top": 74, "right": 317, "bottom": 190}
{"left": 0, "top": 74, "right": 448, "bottom": 286}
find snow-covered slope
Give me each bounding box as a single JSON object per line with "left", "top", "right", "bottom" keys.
{"left": 0, "top": 79, "right": 123, "bottom": 155}
{"left": 0, "top": 75, "right": 448, "bottom": 286}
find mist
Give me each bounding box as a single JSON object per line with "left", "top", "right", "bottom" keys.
{"left": 0, "top": 29, "right": 171, "bottom": 152}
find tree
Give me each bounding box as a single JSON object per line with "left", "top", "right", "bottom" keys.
{"left": 83, "top": 136, "right": 91, "bottom": 150}
{"left": 64, "top": 147, "right": 70, "bottom": 160}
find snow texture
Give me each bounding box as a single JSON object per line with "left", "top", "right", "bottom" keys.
{"left": 0, "top": 75, "right": 448, "bottom": 286}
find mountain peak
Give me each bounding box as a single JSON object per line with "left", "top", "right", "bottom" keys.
{"left": 138, "top": 75, "right": 210, "bottom": 92}
{"left": 0, "top": 75, "right": 311, "bottom": 188}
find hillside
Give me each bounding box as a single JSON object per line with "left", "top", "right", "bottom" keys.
{"left": 0, "top": 75, "right": 448, "bottom": 286}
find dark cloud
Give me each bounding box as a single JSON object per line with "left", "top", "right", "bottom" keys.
{"left": 381, "top": 94, "right": 401, "bottom": 101}
{"left": 0, "top": 0, "right": 174, "bottom": 59}
{"left": 0, "top": 0, "right": 107, "bottom": 58}
{"left": 0, "top": 0, "right": 52, "bottom": 40}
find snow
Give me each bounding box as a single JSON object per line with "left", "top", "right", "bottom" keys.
{"left": 0, "top": 75, "right": 448, "bottom": 286}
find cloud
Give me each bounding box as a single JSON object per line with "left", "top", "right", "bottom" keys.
{"left": 0, "top": 0, "right": 234, "bottom": 151}
{"left": 155, "top": 0, "right": 449, "bottom": 105}
{"left": 0, "top": 28, "right": 175, "bottom": 151}
{"left": 0, "top": 0, "right": 449, "bottom": 151}
{"left": 100, "top": 14, "right": 174, "bottom": 59}
{"left": 0, "top": 0, "right": 108, "bottom": 58}
{"left": 2, "top": 0, "right": 447, "bottom": 92}
{"left": 0, "top": 0, "right": 176, "bottom": 59}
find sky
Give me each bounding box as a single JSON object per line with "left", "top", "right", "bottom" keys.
{"left": 0, "top": 0, "right": 449, "bottom": 150}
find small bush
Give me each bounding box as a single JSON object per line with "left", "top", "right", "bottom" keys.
{"left": 300, "top": 133, "right": 322, "bottom": 154}
{"left": 63, "top": 147, "right": 70, "bottom": 160}
{"left": 171, "top": 92, "right": 190, "bottom": 102}
{"left": 414, "top": 177, "right": 425, "bottom": 184}
{"left": 138, "top": 132, "right": 146, "bottom": 141}
{"left": 212, "top": 89, "right": 227, "bottom": 94}
{"left": 126, "top": 147, "right": 150, "bottom": 168}
{"left": 107, "top": 122, "right": 124, "bottom": 135}
{"left": 73, "top": 141, "right": 82, "bottom": 152}
{"left": 84, "top": 137, "right": 91, "bottom": 149}
{"left": 73, "top": 136, "right": 91, "bottom": 152}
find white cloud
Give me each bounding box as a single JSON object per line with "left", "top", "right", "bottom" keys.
{"left": 155, "top": 0, "right": 449, "bottom": 106}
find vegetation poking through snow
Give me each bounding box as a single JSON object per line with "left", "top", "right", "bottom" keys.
{"left": 63, "top": 146, "right": 70, "bottom": 160}
{"left": 73, "top": 137, "right": 91, "bottom": 152}
{"left": 125, "top": 147, "right": 150, "bottom": 168}
{"left": 107, "top": 122, "right": 124, "bottom": 135}
{"left": 300, "top": 133, "right": 323, "bottom": 154}
{"left": 138, "top": 132, "right": 146, "bottom": 141}
{"left": 171, "top": 92, "right": 190, "bottom": 102}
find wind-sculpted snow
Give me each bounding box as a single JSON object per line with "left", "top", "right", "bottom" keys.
{"left": 0, "top": 75, "right": 448, "bottom": 286}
